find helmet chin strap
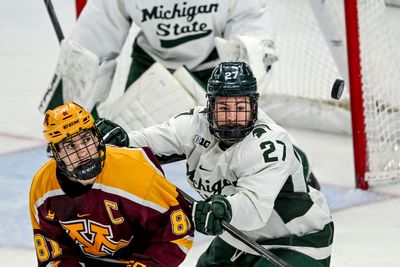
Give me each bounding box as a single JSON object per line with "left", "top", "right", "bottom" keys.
{"left": 72, "top": 157, "right": 103, "bottom": 180}
{"left": 212, "top": 124, "right": 251, "bottom": 143}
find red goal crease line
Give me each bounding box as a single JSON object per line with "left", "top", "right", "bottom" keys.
{"left": 0, "top": 132, "right": 43, "bottom": 142}
{"left": 0, "top": 132, "right": 45, "bottom": 155}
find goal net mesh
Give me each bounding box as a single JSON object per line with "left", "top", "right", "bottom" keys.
{"left": 357, "top": 0, "right": 400, "bottom": 183}
{"left": 264, "top": 0, "right": 400, "bottom": 184}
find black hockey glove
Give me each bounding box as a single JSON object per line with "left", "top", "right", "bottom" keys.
{"left": 191, "top": 195, "right": 232, "bottom": 236}
{"left": 95, "top": 118, "right": 130, "bottom": 147}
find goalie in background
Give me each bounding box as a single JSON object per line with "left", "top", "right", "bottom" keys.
{"left": 38, "top": 0, "right": 277, "bottom": 128}
{"left": 97, "top": 62, "right": 334, "bottom": 266}
{"left": 29, "top": 101, "right": 193, "bottom": 267}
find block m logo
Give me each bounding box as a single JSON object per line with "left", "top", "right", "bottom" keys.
{"left": 60, "top": 219, "right": 131, "bottom": 257}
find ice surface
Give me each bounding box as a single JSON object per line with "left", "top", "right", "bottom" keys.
{"left": 1, "top": 0, "right": 400, "bottom": 266}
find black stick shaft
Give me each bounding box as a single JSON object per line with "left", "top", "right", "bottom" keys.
{"left": 179, "top": 189, "right": 291, "bottom": 267}
{"left": 44, "top": 0, "right": 64, "bottom": 43}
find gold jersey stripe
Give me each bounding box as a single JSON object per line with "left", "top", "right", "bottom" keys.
{"left": 170, "top": 235, "right": 194, "bottom": 254}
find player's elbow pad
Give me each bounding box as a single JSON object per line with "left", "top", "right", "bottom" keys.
{"left": 39, "top": 38, "right": 117, "bottom": 113}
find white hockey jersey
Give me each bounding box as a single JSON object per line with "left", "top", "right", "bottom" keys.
{"left": 70, "top": 0, "right": 274, "bottom": 71}
{"left": 128, "top": 107, "right": 333, "bottom": 260}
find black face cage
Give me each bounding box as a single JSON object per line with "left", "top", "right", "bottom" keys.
{"left": 50, "top": 128, "right": 106, "bottom": 180}
{"left": 207, "top": 95, "right": 258, "bottom": 143}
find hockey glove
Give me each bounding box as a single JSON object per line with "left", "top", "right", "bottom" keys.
{"left": 191, "top": 195, "right": 232, "bottom": 236}
{"left": 95, "top": 118, "right": 130, "bottom": 147}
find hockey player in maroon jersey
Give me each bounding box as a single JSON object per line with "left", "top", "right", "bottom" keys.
{"left": 29, "top": 101, "right": 193, "bottom": 267}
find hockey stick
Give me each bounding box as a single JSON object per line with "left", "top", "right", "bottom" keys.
{"left": 178, "top": 189, "right": 291, "bottom": 267}
{"left": 43, "top": 0, "right": 64, "bottom": 43}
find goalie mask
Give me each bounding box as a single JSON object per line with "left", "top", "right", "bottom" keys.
{"left": 207, "top": 62, "right": 259, "bottom": 143}
{"left": 43, "top": 101, "right": 106, "bottom": 181}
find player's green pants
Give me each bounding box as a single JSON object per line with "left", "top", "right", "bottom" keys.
{"left": 196, "top": 237, "right": 331, "bottom": 267}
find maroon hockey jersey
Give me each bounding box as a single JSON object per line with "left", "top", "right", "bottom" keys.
{"left": 29, "top": 146, "right": 193, "bottom": 267}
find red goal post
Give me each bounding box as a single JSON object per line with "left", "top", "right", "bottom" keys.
{"left": 75, "top": 0, "right": 86, "bottom": 18}
{"left": 343, "top": 0, "right": 400, "bottom": 189}
{"left": 344, "top": 0, "right": 368, "bottom": 189}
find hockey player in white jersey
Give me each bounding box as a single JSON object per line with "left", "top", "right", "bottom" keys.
{"left": 39, "top": 0, "right": 277, "bottom": 128}
{"left": 97, "top": 62, "right": 333, "bottom": 266}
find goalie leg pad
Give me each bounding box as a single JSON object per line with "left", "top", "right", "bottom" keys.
{"left": 173, "top": 66, "right": 207, "bottom": 106}
{"left": 39, "top": 38, "right": 117, "bottom": 113}
{"left": 104, "top": 63, "right": 197, "bottom": 131}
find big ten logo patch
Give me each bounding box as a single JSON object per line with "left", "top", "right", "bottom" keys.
{"left": 193, "top": 134, "right": 210, "bottom": 148}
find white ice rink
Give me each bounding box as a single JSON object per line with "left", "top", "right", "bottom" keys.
{"left": 1, "top": 1, "right": 400, "bottom": 266}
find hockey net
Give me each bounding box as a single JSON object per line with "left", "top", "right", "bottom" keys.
{"left": 261, "top": 0, "right": 400, "bottom": 188}
{"left": 76, "top": 0, "right": 400, "bottom": 188}
{"left": 353, "top": 0, "right": 400, "bottom": 187}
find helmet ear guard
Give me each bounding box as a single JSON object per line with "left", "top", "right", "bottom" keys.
{"left": 206, "top": 62, "right": 259, "bottom": 143}
{"left": 43, "top": 101, "right": 106, "bottom": 180}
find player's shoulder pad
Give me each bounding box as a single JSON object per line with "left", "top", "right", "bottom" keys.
{"left": 101, "top": 146, "right": 178, "bottom": 212}
{"left": 174, "top": 106, "right": 207, "bottom": 119}
{"left": 238, "top": 123, "right": 292, "bottom": 161}
{"left": 30, "top": 159, "right": 62, "bottom": 205}
{"left": 171, "top": 106, "right": 207, "bottom": 134}
{"left": 250, "top": 123, "right": 289, "bottom": 141}
{"left": 232, "top": 126, "right": 293, "bottom": 177}
{"left": 105, "top": 146, "right": 165, "bottom": 177}
{"left": 139, "top": 147, "right": 164, "bottom": 175}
